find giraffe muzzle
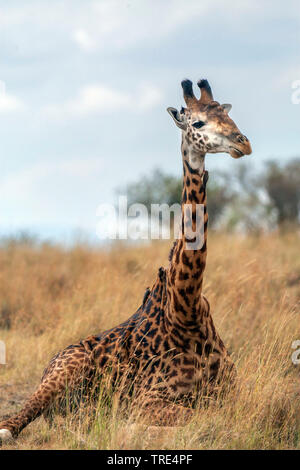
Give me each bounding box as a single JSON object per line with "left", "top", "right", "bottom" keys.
{"left": 230, "top": 134, "right": 252, "bottom": 158}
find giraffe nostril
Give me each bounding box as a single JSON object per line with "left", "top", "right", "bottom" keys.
{"left": 236, "top": 135, "right": 245, "bottom": 143}
{"left": 232, "top": 133, "right": 245, "bottom": 144}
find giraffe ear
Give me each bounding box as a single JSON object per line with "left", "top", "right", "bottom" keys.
{"left": 221, "top": 103, "right": 232, "bottom": 114}
{"left": 167, "top": 107, "right": 187, "bottom": 130}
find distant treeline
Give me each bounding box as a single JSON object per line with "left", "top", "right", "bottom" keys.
{"left": 122, "top": 158, "right": 300, "bottom": 232}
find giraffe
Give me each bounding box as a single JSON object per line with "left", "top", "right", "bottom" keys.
{"left": 0, "top": 78, "right": 252, "bottom": 443}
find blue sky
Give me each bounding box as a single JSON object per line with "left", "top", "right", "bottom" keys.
{"left": 0, "top": 0, "right": 299, "bottom": 242}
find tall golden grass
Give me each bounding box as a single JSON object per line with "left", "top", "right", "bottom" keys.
{"left": 0, "top": 232, "right": 299, "bottom": 449}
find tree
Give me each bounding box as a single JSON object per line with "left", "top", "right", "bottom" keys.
{"left": 262, "top": 159, "right": 300, "bottom": 226}
{"left": 123, "top": 168, "right": 182, "bottom": 208}
{"left": 223, "top": 162, "right": 276, "bottom": 233}
{"left": 120, "top": 168, "right": 234, "bottom": 229}
{"left": 118, "top": 158, "right": 300, "bottom": 233}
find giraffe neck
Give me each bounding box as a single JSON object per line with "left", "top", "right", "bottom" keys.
{"left": 166, "top": 140, "right": 209, "bottom": 329}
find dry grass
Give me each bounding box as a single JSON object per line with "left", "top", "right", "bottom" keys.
{"left": 0, "top": 232, "right": 299, "bottom": 449}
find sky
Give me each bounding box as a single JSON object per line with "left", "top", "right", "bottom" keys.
{"left": 0, "top": 0, "right": 299, "bottom": 243}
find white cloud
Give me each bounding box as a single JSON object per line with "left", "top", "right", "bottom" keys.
{"left": 0, "top": 1, "right": 298, "bottom": 57}
{"left": 137, "top": 85, "right": 162, "bottom": 111}
{"left": 69, "top": 0, "right": 283, "bottom": 53}
{"left": 43, "top": 83, "right": 163, "bottom": 120}
{"left": 70, "top": 0, "right": 211, "bottom": 52}
{"left": 0, "top": 157, "right": 104, "bottom": 201}
{"left": 0, "top": 80, "right": 24, "bottom": 113}
{"left": 0, "top": 157, "right": 105, "bottom": 226}
{"left": 72, "top": 29, "right": 95, "bottom": 52}
{"left": 44, "top": 85, "right": 130, "bottom": 118}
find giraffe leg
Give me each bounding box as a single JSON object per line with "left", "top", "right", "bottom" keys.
{"left": 0, "top": 342, "right": 95, "bottom": 441}
{"left": 0, "top": 382, "right": 59, "bottom": 441}
{"left": 133, "top": 397, "right": 194, "bottom": 426}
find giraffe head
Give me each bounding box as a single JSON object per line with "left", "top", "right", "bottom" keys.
{"left": 167, "top": 79, "right": 252, "bottom": 163}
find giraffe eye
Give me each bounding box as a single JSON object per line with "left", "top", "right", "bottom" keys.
{"left": 192, "top": 121, "right": 205, "bottom": 129}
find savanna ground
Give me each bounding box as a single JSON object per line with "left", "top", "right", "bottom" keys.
{"left": 0, "top": 232, "right": 299, "bottom": 450}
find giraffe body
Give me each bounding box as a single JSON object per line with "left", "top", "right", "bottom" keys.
{"left": 0, "top": 78, "right": 251, "bottom": 441}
